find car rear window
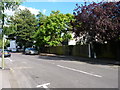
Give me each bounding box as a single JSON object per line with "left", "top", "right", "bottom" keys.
{"left": 26, "top": 48, "right": 36, "bottom": 50}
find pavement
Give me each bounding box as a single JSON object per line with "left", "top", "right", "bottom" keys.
{"left": 0, "top": 58, "right": 16, "bottom": 89}
{"left": 40, "top": 53, "right": 120, "bottom": 65}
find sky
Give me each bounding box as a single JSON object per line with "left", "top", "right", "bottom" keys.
{"left": 4, "top": 0, "right": 119, "bottom": 16}
{"left": 21, "top": 2, "right": 81, "bottom": 16}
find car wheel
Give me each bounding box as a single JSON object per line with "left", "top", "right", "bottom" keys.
{"left": 29, "top": 52, "right": 31, "bottom": 55}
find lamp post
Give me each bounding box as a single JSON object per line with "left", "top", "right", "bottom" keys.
{"left": 0, "top": 28, "right": 5, "bottom": 69}
{"left": 2, "top": 32, "right": 5, "bottom": 69}
{"left": 1, "top": 1, "right": 5, "bottom": 69}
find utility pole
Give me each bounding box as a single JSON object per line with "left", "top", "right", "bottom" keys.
{"left": 88, "top": 43, "right": 91, "bottom": 58}
{"left": 2, "top": 34, "right": 5, "bottom": 69}
{"left": 1, "top": 1, "right": 5, "bottom": 69}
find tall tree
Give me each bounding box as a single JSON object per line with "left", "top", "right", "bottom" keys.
{"left": 72, "top": 1, "right": 120, "bottom": 44}
{"left": 34, "top": 11, "right": 74, "bottom": 47}
{"left": 8, "top": 9, "right": 37, "bottom": 48}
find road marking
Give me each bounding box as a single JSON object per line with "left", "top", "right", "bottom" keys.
{"left": 57, "top": 65, "right": 102, "bottom": 78}
{"left": 5, "top": 58, "right": 13, "bottom": 62}
{"left": 10, "top": 68, "right": 14, "bottom": 73}
{"left": 36, "top": 83, "right": 50, "bottom": 88}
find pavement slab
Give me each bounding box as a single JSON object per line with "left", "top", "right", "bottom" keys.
{"left": 0, "top": 58, "right": 14, "bottom": 89}
{"left": 0, "top": 69, "right": 2, "bottom": 90}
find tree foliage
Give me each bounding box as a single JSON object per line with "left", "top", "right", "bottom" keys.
{"left": 0, "top": 0, "right": 23, "bottom": 10}
{"left": 0, "top": 37, "right": 10, "bottom": 48}
{"left": 7, "top": 9, "right": 37, "bottom": 47}
{"left": 72, "top": 1, "right": 120, "bottom": 44}
{"left": 0, "top": 0, "right": 23, "bottom": 27}
{"left": 34, "top": 11, "right": 74, "bottom": 46}
{"left": 0, "top": 0, "right": 23, "bottom": 49}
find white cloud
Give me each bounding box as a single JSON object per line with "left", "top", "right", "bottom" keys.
{"left": 42, "top": 9, "right": 46, "bottom": 14}
{"left": 18, "top": 6, "right": 40, "bottom": 15}
{"left": 5, "top": 9, "right": 15, "bottom": 16}
{"left": 4, "top": 5, "right": 40, "bottom": 16}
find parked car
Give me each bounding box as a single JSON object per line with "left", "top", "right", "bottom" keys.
{"left": 24, "top": 48, "right": 38, "bottom": 55}
{"left": 0, "top": 49, "right": 11, "bottom": 57}
{"left": 17, "top": 48, "right": 24, "bottom": 52}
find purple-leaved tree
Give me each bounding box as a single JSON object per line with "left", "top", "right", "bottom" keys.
{"left": 72, "top": 1, "right": 120, "bottom": 44}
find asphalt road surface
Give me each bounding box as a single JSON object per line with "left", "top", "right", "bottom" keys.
{"left": 4, "top": 53, "right": 119, "bottom": 88}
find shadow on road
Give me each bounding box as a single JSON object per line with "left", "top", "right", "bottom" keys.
{"left": 38, "top": 55, "right": 120, "bottom": 66}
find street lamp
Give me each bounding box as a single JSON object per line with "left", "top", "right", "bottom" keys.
{"left": 0, "top": 28, "right": 5, "bottom": 69}
{"left": 0, "top": 1, "right": 5, "bottom": 69}
{"left": 0, "top": 27, "right": 5, "bottom": 69}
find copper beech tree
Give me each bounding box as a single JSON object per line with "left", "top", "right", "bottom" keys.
{"left": 72, "top": 1, "right": 120, "bottom": 44}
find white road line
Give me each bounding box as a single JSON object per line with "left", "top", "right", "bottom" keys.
{"left": 36, "top": 83, "right": 50, "bottom": 88}
{"left": 5, "top": 58, "right": 13, "bottom": 62}
{"left": 10, "top": 68, "right": 14, "bottom": 73}
{"left": 57, "top": 65, "right": 102, "bottom": 78}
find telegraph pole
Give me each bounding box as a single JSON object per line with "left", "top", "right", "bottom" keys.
{"left": 1, "top": 1, "right": 5, "bottom": 69}
{"left": 0, "top": 28, "right": 5, "bottom": 70}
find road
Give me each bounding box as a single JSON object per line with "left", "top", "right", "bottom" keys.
{"left": 3, "top": 53, "right": 118, "bottom": 88}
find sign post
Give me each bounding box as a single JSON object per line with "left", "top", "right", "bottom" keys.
{"left": 2, "top": 34, "right": 5, "bottom": 69}
{"left": 0, "top": 28, "right": 5, "bottom": 69}
{"left": 1, "top": 1, "right": 5, "bottom": 69}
